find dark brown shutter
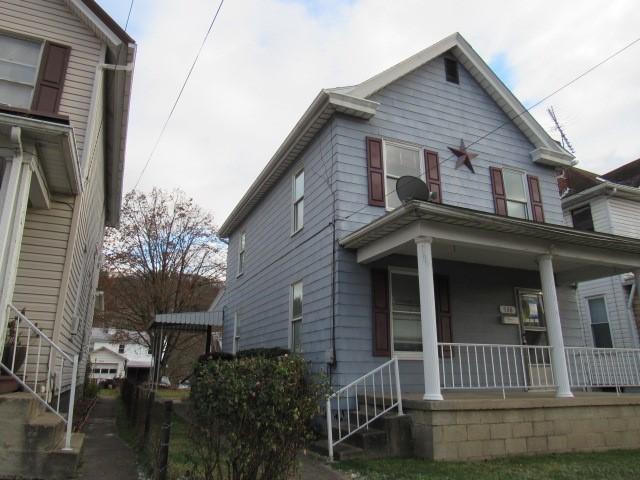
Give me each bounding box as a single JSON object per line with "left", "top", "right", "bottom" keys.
{"left": 424, "top": 150, "right": 442, "bottom": 203}
{"left": 31, "top": 42, "right": 71, "bottom": 114}
{"left": 371, "top": 269, "right": 391, "bottom": 357}
{"left": 366, "top": 137, "right": 385, "bottom": 207}
{"left": 489, "top": 167, "right": 508, "bottom": 216}
{"left": 527, "top": 175, "right": 545, "bottom": 223}
{"left": 435, "top": 275, "right": 453, "bottom": 357}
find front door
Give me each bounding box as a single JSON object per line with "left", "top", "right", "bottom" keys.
{"left": 515, "top": 288, "right": 552, "bottom": 388}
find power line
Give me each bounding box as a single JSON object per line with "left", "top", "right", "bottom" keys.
{"left": 133, "top": 0, "right": 226, "bottom": 189}
{"left": 340, "top": 33, "right": 640, "bottom": 222}
{"left": 125, "top": 0, "right": 135, "bottom": 30}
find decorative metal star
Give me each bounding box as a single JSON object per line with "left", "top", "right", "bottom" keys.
{"left": 449, "top": 139, "right": 478, "bottom": 173}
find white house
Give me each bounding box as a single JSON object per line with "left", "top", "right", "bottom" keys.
{"left": 89, "top": 328, "right": 152, "bottom": 381}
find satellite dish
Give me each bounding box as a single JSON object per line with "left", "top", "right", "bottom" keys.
{"left": 396, "top": 176, "right": 431, "bottom": 204}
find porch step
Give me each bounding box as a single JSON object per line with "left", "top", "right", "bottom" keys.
{"left": 309, "top": 439, "right": 366, "bottom": 461}
{"left": 26, "top": 411, "right": 66, "bottom": 451}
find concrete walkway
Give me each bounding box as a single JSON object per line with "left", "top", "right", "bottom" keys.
{"left": 296, "top": 453, "right": 349, "bottom": 480}
{"left": 77, "top": 397, "right": 140, "bottom": 480}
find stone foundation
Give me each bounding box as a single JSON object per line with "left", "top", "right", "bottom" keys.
{"left": 405, "top": 393, "right": 640, "bottom": 460}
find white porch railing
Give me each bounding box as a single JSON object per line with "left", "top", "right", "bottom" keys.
{"left": 438, "top": 342, "right": 556, "bottom": 395}
{"left": 0, "top": 304, "right": 78, "bottom": 451}
{"left": 565, "top": 346, "right": 640, "bottom": 392}
{"left": 326, "top": 357, "right": 402, "bottom": 461}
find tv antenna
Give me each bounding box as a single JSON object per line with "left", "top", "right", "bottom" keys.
{"left": 547, "top": 106, "right": 575, "bottom": 154}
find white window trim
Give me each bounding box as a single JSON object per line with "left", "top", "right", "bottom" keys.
{"left": 291, "top": 168, "right": 304, "bottom": 235}
{"left": 289, "top": 280, "right": 303, "bottom": 352}
{"left": 388, "top": 266, "right": 424, "bottom": 361}
{"left": 237, "top": 232, "right": 246, "bottom": 277}
{"left": 382, "top": 140, "right": 425, "bottom": 212}
{"left": 0, "top": 33, "right": 45, "bottom": 109}
{"left": 502, "top": 167, "right": 532, "bottom": 220}
{"left": 586, "top": 295, "right": 615, "bottom": 348}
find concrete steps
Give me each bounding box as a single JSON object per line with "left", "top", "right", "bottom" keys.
{"left": 314, "top": 408, "right": 414, "bottom": 460}
{"left": 0, "top": 392, "right": 84, "bottom": 479}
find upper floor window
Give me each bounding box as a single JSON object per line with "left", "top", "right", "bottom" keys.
{"left": 502, "top": 169, "right": 529, "bottom": 219}
{"left": 571, "top": 205, "right": 594, "bottom": 232}
{"left": 0, "top": 34, "right": 42, "bottom": 109}
{"left": 293, "top": 170, "right": 304, "bottom": 233}
{"left": 118, "top": 344, "right": 125, "bottom": 354}
{"left": 290, "top": 281, "right": 303, "bottom": 353}
{"left": 237, "top": 232, "right": 246, "bottom": 276}
{"left": 444, "top": 57, "right": 459, "bottom": 84}
{"left": 384, "top": 142, "right": 422, "bottom": 209}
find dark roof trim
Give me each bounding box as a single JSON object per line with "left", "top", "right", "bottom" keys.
{"left": 79, "top": 0, "right": 135, "bottom": 45}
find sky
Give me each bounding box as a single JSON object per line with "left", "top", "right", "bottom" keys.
{"left": 99, "top": 0, "right": 640, "bottom": 226}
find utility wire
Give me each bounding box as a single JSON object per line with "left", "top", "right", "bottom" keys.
{"left": 340, "top": 33, "right": 640, "bottom": 222}
{"left": 133, "top": 0, "right": 225, "bottom": 189}
{"left": 125, "top": 0, "right": 135, "bottom": 30}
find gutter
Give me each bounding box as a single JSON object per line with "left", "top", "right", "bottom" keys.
{"left": 562, "top": 181, "right": 640, "bottom": 209}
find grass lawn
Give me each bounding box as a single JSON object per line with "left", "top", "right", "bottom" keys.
{"left": 336, "top": 450, "right": 640, "bottom": 480}
{"left": 155, "top": 388, "right": 190, "bottom": 401}
{"left": 98, "top": 388, "right": 119, "bottom": 398}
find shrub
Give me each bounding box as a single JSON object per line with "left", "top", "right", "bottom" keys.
{"left": 235, "top": 347, "right": 290, "bottom": 359}
{"left": 197, "top": 351, "right": 235, "bottom": 363}
{"left": 189, "top": 354, "right": 328, "bottom": 480}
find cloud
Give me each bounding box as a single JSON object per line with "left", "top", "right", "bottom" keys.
{"left": 101, "top": 0, "right": 640, "bottom": 226}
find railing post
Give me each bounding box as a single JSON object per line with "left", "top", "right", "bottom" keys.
{"left": 326, "top": 397, "right": 334, "bottom": 461}
{"left": 63, "top": 354, "right": 79, "bottom": 451}
{"left": 394, "top": 358, "right": 403, "bottom": 415}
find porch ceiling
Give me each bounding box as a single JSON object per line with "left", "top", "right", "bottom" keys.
{"left": 0, "top": 113, "right": 81, "bottom": 197}
{"left": 340, "top": 201, "right": 640, "bottom": 284}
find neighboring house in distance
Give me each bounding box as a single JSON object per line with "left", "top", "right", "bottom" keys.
{"left": 0, "top": 0, "right": 135, "bottom": 476}
{"left": 560, "top": 160, "right": 640, "bottom": 350}
{"left": 216, "top": 33, "right": 640, "bottom": 460}
{"left": 89, "top": 328, "right": 152, "bottom": 382}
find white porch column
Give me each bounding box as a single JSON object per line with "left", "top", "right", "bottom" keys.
{"left": 538, "top": 254, "right": 573, "bottom": 398}
{"left": 415, "top": 236, "right": 443, "bottom": 401}
{"left": 0, "top": 128, "right": 33, "bottom": 355}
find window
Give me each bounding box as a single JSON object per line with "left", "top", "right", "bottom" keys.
{"left": 444, "top": 57, "right": 459, "bottom": 84}
{"left": 293, "top": 170, "right": 304, "bottom": 233}
{"left": 502, "top": 169, "right": 529, "bottom": 219}
{"left": 571, "top": 205, "right": 594, "bottom": 232}
{"left": 290, "top": 281, "right": 303, "bottom": 353}
{"left": 0, "top": 34, "right": 42, "bottom": 109}
{"left": 390, "top": 272, "right": 422, "bottom": 352}
{"left": 588, "top": 297, "right": 613, "bottom": 348}
{"left": 118, "top": 344, "right": 125, "bottom": 354}
{"left": 232, "top": 313, "right": 240, "bottom": 354}
{"left": 108, "top": 369, "right": 117, "bottom": 374}
{"left": 237, "top": 232, "right": 246, "bottom": 275}
{"left": 384, "top": 142, "right": 423, "bottom": 209}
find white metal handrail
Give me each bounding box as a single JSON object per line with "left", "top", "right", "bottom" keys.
{"left": 0, "top": 304, "right": 78, "bottom": 451}
{"left": 565, "top": 346, "right": 640, "bottom": 393}
{"left": 438, "top": 342, "right": 556, "bottom": 396}
{"left": 326, "top": 357, "right": 402, "bottom": 461}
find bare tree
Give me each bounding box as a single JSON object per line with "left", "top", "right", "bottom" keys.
{"left": 100, "top": 188, "right": 225, "bottom": 380}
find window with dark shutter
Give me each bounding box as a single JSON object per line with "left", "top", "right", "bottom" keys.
{"left": 31, "top": 42, "right": 70, "bottom": 114}
{"left": 371, "top": 269, "right": 390, "bottom": 357}
{"left": 571, "top": 205, "right": 594, "bottom": 232}
{"left": 527, "top": 175, "right": 545, "bottom": 223}
{"left": 424, "top": 150, "right": 442, "bottom": 203}
{"left": 489, "top": 167, "right": 508, "bottom": 216}
{"left": 367, "top": 137, "right": 385, "bottom": 206}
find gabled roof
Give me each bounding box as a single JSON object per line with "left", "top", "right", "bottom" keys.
{"left": 219, "top": 33, "right": 574, "bottom": 237}
{"left": 91, "top": 346, "right": 127, "bottom": 361}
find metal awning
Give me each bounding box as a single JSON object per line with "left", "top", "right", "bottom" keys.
{"left": 148, "top": 311, "right": 224, "bottom": 332}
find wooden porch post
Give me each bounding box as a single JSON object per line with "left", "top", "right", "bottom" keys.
{"left": 538, "top": 254, "right": 573, "bottom": 398}
{"left": 415, "top": 236, "right": 443, "bottom": 400}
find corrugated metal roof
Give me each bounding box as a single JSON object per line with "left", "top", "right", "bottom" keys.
{"left": 151, "top": 311, "right": 224, "bottom": 330}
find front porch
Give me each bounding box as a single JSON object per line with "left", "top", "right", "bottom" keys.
{"left": 340, "top": 200, "right": 640, "bottom": 401}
